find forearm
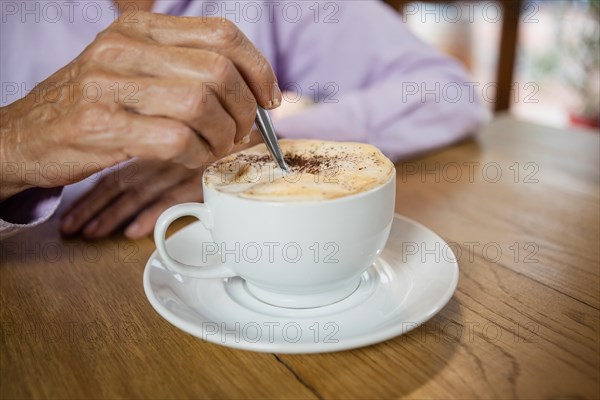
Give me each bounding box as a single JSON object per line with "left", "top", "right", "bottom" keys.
{"left": 272, "top": 1, "right": 486, "bottom": 161}
{"left": 275, "top": 70, "right": 487, "bottom": 162}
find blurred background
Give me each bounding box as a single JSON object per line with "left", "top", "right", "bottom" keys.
{"left": 385, "top": 0, "right": 600, "bottom": 131}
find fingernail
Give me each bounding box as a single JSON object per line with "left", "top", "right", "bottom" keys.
{"left": 241, "top": 134, "right": 251, "bottom": 144}
{"left": 273, "top": 82, "right": 282, "bottom": 107}
{"left": 60, "top": 214, "right": 75, "bottom": 233}
{"left": 125, "top": 222, "right": 140, "bottom": 238}
{"left": 265, "top": 99, "right": 274, "bottom": 109}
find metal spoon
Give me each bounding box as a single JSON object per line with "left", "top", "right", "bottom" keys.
{"left": 255, "top": 106, "right": 289, "bottom": 172}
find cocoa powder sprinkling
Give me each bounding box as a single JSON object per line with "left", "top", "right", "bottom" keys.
{"left": 284, "top": 153, "right": 335, "bottom": 175}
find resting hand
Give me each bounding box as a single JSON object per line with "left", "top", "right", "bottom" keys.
{"left": 60, "top": 132, "right": 264, "bottom": 239}
{"left": 60, "top": 159, "right": 205, "bottom": 240}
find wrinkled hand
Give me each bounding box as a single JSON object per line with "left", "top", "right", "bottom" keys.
{"left": 0, "top": 11, "right": 281, "bottom": 200}
{"left": 60, "top": 159, "right": 205, "bottom": 240}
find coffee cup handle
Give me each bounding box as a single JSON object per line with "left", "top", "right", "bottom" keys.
{"left": 154, "top": 203, "right": 236, "bottom": 279}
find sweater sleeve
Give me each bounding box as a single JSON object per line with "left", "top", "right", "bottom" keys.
{"left": 0, "top": 188, "right": 63, "bottom": 239}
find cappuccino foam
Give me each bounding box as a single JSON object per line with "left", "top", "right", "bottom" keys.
{"left": 204, "top": 140, "right": 394, "bottom": 201}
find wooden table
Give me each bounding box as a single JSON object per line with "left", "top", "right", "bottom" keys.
{"left": 1, "top": 115, "right": 599, "bottom": 399}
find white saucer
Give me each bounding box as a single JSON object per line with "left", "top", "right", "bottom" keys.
{"left": 143, "top": 215, "right": 458, "bottom": 354}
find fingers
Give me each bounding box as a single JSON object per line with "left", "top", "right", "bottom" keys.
{"left": 124, "top": 176, "right": 204, "bottom": 239}
{"left": 60, "top": 160, "right": 160, "bottom": 235}
{"left": 82, "top": 20, "right": 266, "bottom": 157}
{"left": 114, "top": 13, "right": 282, "bottom": 108}
{"left": 93, "top": 74, "right": 241, "bottom": 156}
{"left": 95, "top": 41, "right": 257, "bottom": 147}
{"left": 79, "top": 165, "right": 191, "bottom": 239}
{"left": 98, "top": 108, "right": 213, "bottom": 168}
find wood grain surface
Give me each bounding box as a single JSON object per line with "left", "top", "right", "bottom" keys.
{"left": 1, "top": 115, "right": 599, "bottom": 399}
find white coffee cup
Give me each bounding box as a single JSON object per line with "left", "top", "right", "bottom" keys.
{"left": 154, "top": 170, "right": 396, "bottom": 308}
